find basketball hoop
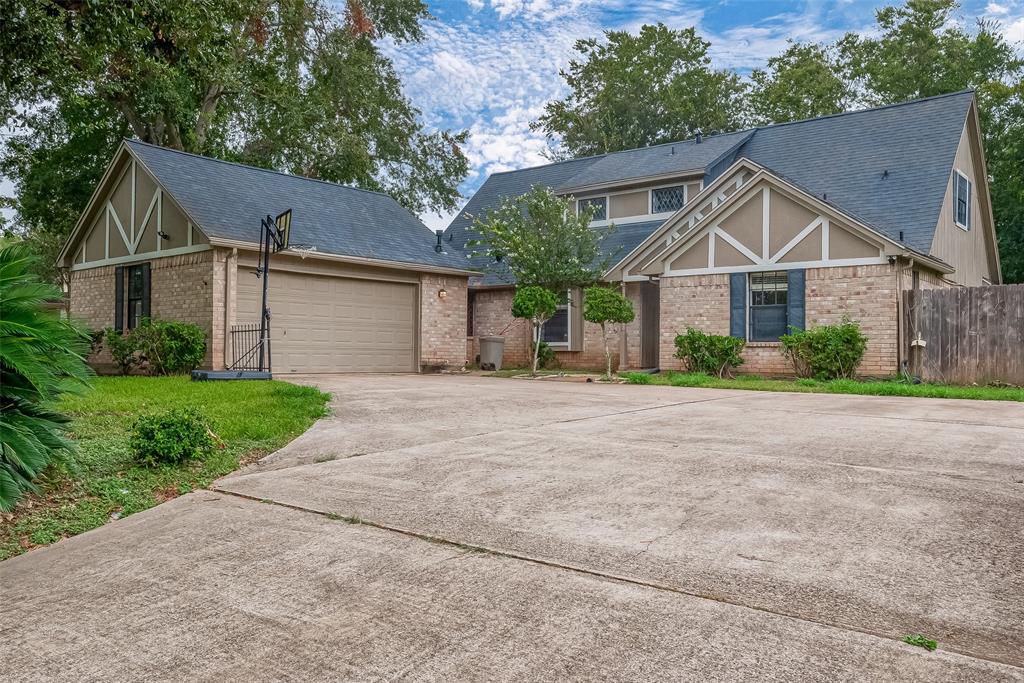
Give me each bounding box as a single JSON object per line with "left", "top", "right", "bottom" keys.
{"left": 285, "top": 245, "right": 318, "bottom": 260}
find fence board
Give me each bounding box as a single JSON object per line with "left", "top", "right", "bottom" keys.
{"left": 905, "top": 284, "right": 1024, "bottom": 386}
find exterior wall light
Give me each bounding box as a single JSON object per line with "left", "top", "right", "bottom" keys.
{"left": 438, "top": 287, "right": 448, "bottom": 299}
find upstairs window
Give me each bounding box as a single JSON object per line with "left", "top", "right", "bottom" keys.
{"left": 577, "top": 197, "right": 607, "bottom": 221}
{"left": 954, "top": 171, "right": 971, "bottom": 230}
{"left": 749, "top": 271, "right": 788, "bottom": 341}
{"left": 652, "top": 185, "right": 686, "bottom": 214}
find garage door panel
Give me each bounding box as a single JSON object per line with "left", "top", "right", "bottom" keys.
{"left": 236, "top": 268, "right": 416, "bottom": 373}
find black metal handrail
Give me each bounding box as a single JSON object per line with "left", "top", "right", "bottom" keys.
{"left": 229, "top": 322, "right": 266, "bottom": 371}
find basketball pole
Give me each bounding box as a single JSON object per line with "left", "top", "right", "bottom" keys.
{"left": 258, "top": 216, "right": 273, "bottom": 373}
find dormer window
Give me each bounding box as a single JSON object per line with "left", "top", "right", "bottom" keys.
{"left": 652, "top": 185, "right": 686, "bottom": 214}
{"left": 954, "top": 170, "right": 971, "bottom": 230}
{"left": 577, "top": 197, "right": 607, "bottom": 221}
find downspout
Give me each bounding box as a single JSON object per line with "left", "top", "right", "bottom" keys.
{"left": 619, "top": 281, "right": 628, "bottom": 371}
{"left": 895, "top": 256, "right": 914, "bottom": 376}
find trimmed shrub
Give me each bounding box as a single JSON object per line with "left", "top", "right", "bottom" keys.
{"left": 674, "top": 327, "right": 745, "bottom": 378}
{"left": 779, "top": 318, "right": 868, "bottom": 380}
{"left": 131, "top": 407, "right": 214, "bottom": 466}
{"left": 583, "top": 285, "right": 635, "bottom": 378}
{"left": 0, "top": 243, "right": 92, "bottom": 511}
{"left": 104, "top": 328, "right": 139, "bottom": 375}
{"left": 512, "top": 286, "right": 559, "bottom": 375}
{"left": 106, "top": 319, "right": 206, "bottom": 375}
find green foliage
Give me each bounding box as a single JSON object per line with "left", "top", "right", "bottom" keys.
{"left": 673, "top": 328, "right": 745, "bottom": 378}
{"left": 780, "top": 318, "right": 868, "bottom": 380}
{"left": 131, "top": 320, "right": 207, "bottom": 375}
{"left": 583, "top": 286, "right": 635, "bottom": 326}
{"left": 0, "top": 243, "right": 92, "bottom": 511}
{"left": 536, "top": 341, "right": 557, "bottom": 370}
{"left": 512, "top": 285, "right": 559, "bottom": 323}
{"left": 471, "top": 185, "right": 611, "bottom": 292}
{"left": 584, "top": 286, "right": 635, "bottom": 378}
{"left": 512, "top": 286, "right": 559, "bottom": 376}
{"left": 103, "top": 320, "right": 206, "bottom": 376}
{"left": 619, "top": 371, "right": 1024, "bottom": 401}
{"left": 104, "top": 328, "right": 139, "bottom": 376}
{"left": 131, "top": 407, "right": 214, "bottom": 467}
{"left": 1, "top": 377, "right": 329, "bottom": 559}
{"left": 533, "top": 23, "right": 747, "bottom": 157}
{"left": 749, "top": 42, "right": 850, "bottom": 124}
{"left": 1, "top": 0, "right": 466, "bottom": 279}
{"left": 903, "top": 634, "right": 938, "bottom": 651}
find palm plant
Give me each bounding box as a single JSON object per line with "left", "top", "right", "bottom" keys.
{"left": 0, "top": 242, "right": 91, "bottom": 511}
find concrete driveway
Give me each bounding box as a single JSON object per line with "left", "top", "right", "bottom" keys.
{"left": 3, "top": 375, "right": 1022, "bottom": 682}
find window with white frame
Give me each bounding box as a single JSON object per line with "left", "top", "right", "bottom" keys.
{"left": 652, "top": 185, "right": 686, "bottom": 214}
{"left": 540, "top": 291, "right": 570, "bottom": 347}
{"left": 954, "top": 170, "right": 971, "bottom": 230}
{"left": 749, "top": 271, "right": 788, "bottom": 341}
{"left": 577, "top": 196, "right": 607, "bottom": 221}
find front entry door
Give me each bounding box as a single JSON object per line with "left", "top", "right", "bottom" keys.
{"left": 640, "top": 280, "right": 660, "bottom": 369}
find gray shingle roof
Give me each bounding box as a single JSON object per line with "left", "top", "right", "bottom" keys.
{"left": 448, "top": 91, "right": 975, "bottom": 279}
{"left": 726, "top": 91, "right": 973, "bottom": 252}
{"left": 126, "top": 140, "right": 473, "bottom": 272}
{"left": 556, "top": 130, "right": 753, "bottom": 192}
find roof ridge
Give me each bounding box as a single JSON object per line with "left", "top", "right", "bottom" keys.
{"left": 492, "top": 90, "right": 975, "bottom": 180}
{"left": 124, "top": 139, "right": 396, "bottom": 199}
{"left": 748, "top": 89, "right": 975, "bottom": 134}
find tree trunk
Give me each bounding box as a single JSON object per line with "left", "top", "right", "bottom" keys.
{"left": 532, "top": 320, "right": 541, "bottom": 376}
{"left": 602, "top": 322, "right": 611, "bottom": 380}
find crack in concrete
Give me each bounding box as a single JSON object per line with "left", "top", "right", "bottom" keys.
{"left": 211, "top": 487, "right": 1024, "bottom": 673}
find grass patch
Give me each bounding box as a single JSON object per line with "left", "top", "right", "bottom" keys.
{"left": 903, "top": 634, "right": 938, "bottom": 651}
{"left": 0, "top": 377, "right": 329, "bottom": 561}
{"left": 620, "top": 371, "right": 1023, "bottom": 402}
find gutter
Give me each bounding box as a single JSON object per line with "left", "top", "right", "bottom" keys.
{"left": 208, "top": 238, "right": 481, "bottom": 277}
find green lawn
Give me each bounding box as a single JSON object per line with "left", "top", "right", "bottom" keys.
{"left": 0, "top": 377, "right": 329, "bottom": 561}
{"left": 620, "top": 371, "right": 1023, "bottom": 402}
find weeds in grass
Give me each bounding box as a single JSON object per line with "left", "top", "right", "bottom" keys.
{"left": 903, "top": 634, "right": 938, "bottom": 651}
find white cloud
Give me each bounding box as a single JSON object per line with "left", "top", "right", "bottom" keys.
{"left": 986, "top": 2, "right": 1011, "bottom": 15}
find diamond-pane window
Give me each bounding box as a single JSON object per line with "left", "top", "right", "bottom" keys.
{"left": 652, "top": 185, "right": 686, "bottom": 213}
{"left": 578, "top": 197, "right": 607, "bottom": 221}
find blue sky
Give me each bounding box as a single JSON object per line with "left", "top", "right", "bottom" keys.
{"left": 382, "top": 0, "right": 1024, "bottom": 230}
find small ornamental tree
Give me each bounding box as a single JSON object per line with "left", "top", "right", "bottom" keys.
{"left": 469, "top": 185, "right": 612, "bottom": 294}
{"left": 583, "top": 286, "right": 635, "bottom": 379}
{"left": 511, "top": 286, "right": 558, "bottom": 376}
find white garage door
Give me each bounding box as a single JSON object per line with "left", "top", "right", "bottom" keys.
{"left": 236, "top": 268, "right": 417, "bottom": 373}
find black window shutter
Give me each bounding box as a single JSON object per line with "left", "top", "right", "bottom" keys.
{"left": 140, "top": 262, "right": 152, "bottom": 321}
{"left": 787, "top": 269, "right": 806, "bottom": 332}
{"left": 114, "top": 266, "right": 125, "bottom": 332}
{"left": 729, "top": 272, "right": 746, "bottom": 339}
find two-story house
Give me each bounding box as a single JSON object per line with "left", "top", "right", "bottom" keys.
{"left": 447, "top": 90, "right": 1002, "bottom": 376}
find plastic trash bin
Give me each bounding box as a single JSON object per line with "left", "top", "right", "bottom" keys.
{"left": 478, "top": 335, "right": 506, "bottom": 371}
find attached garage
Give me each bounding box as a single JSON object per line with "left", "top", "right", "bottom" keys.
{"left": 236, "top": 267, "right": 418, "bottom": 373}
{"left": 61, "top": 140, "right": 474, "bottom": 375}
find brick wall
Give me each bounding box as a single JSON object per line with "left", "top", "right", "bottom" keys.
{"left": 468, "top": 288, "right": 533, "bottom": 367}
{"left": 659, "top": 264, "right": 901, "bottom": 377}
{"left": 420, "top": 275, "right": 469, "bottom": 368}
{"left": 69, "top": 250, "right": 216, "bottom": 372}
{"left": 468, "top": 286, "right": 634, "bottom": 371}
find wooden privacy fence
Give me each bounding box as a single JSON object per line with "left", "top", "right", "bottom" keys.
{"left": 904, "top": 284, "right": 1024, "bottom": 386}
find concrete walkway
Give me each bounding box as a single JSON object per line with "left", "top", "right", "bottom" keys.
{"left": 3, "top": 375, "right": 1022, "bottom": 681}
